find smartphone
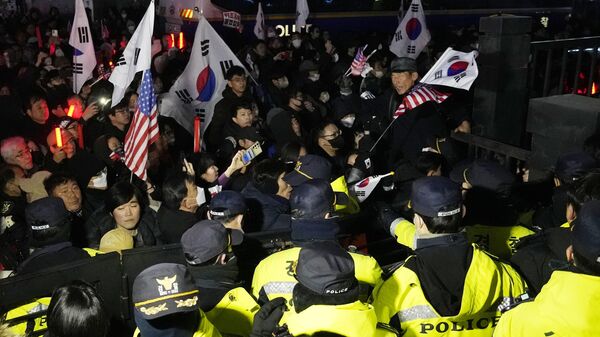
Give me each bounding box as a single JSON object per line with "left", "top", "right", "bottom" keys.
{"left": 242, "top": 142, "right": 262, "bottom": 165}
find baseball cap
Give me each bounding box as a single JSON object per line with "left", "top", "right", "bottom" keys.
{"left": 449, "top": 160, "right": 515, "bottom": 195}
{"left": 555, "top": 152, "right": 597, "bottom": 183}
{"left": 237, "top": 127, "right": 262, "bottom": 142}
{"left": 284, "top": 155, "right": 333, "bottom": 187}
{"left": 209, "top": 191, "right": 247, "bottom": 217}
{"left": 295, "top": 241, "right": 357, "bottom": 295}
{"left": 26, "top": 197, "right": 71, "bottom": 231}
{"left": 99, "top": 228, "right": 134, "bottom": 253}
{"left": 132, "top": 263, "right": 199, "bottom": 320}
{"left": 572, "top": 200, "right": 600, "bottom": 265}
{"left": 290, "top": 179, "right": 335, "bottom": 219}
{"left": 411, "top": 176, "right": 462, "bottom": 217}
{"left": 390, "top": 57, "right": 417, "bottom": 73}
{"left": 180, "top": 220, "right": 243, "bottom": 265}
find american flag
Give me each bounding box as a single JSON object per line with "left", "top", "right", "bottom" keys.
{"left": 394, "top": 83, "right": 450, "bottom": 118}
{"left": 350, "top": 45, "right": 368, "bottom": 76}
{"left": 124, "top": 69, "right": 159, "bottom": 180}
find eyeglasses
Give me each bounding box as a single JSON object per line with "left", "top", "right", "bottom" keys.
{"left": 321, "top": 129, "right": 342, "bottom": 139}
{"left": 14, "top": 148, "right": 32, "bottom": 159}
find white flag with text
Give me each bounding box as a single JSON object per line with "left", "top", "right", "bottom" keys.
{"left": 69, "top": 0, "right": 96, "bottom": 94}
{"left": 108, "top": 1, "right": 154, "bottom": 107}
{"left": 421, "top": 47, "right": 479, "bottom": 90}
{"left": 163, "top": 16, "right": 244, "bottom": 134}
{"left": 390, "top": 0, "right": 430, "bottom": 59}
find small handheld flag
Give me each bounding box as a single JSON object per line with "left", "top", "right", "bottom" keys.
{"left": 420, "top": 47, "right": 479, "bottom": 91}
{"left": 353, "top": 172, "right": 394, "bottom": 202}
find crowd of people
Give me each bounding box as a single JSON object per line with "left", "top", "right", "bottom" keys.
{"left": 0, "top": 4, "right": 599, "bottom": 337}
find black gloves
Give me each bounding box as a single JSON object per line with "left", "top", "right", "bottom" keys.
{"left": 250, "top": 297, "right": 291, "bottom": 337}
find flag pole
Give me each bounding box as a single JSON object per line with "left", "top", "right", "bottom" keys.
{"left": 369, "top": 116, "right": 398, "bottom": 153}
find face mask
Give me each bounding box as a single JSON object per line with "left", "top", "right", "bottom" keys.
{"left": 332, "top": 53, "right": 339, "bottom": 63}
{"left": 44, "top": 57, "right": 52, "bottom": 66}
{"left": 278, "top": 77, "right": 289, "bottom": 89}
{"left": 328, "top": 135, "right": 345, "bottom": 150}
{"left": 309, "top": 73, "right": 320, "bottom": 82}
{"left": 340, "top": 115, "right": 355, "bottom": 128}
{"left": 121, "top": 13, "right": 127, "bottom": 19}
{"left": 128, "top": 26, "right": 135, "bottom": 34}
{"left": 374, "top": 70, "right": 384, "bottom": 78}
{"left": 319, "top": 91, "right": 330, "bottom": 103}
{"left": 196, "top": 186, "right": 206, "bottom": 207}
{"left": 292, "top": 39, "right": 302, "bottom": 49}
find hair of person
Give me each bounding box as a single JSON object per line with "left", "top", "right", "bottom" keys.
{"left": 292, "top": 281, "right": 359, "bottom": 314}
{"left": 418, "top": 205, "right": 463, "bottom": 234}
{"left": 225, "top": 65, "right": 246, "bottom": 80}
{"left": 44, "top": 172, "right": 77, "bottom": 195}
{"left": 230, "top": 100, "right": 253, "bottom": 118}
{"left": 0, "top": 165, "right": 15, "bottom": 196}
{"left": 252, "top": 158, "right": 286, "bottom": 195}
{"left": 252, "top": 39, "right": 266, "bottom": 49}
{"left": 462, "top": 186, "right": 518, "bottom": 227}
{"left": 566, "top": 170, "right": 600, "bottom": 214}
{"left": 24, "top": 92, "right": 46, "bottom": 110}
{"left": 572, "top": 249, "right": 600, "bottom": 276}
{"left": 0, "top": 136, "right": 27, "bottom": 161}
{"left": 189, "top": 152, "right": 217, "bottom": 178}
{"left": 46, "top": 281, "right": 109, "bottom": 337}
{"left": 311, "top": 120, "right": 336, "bottom": 149}
{"left": 106, "top": 101, "right": 127, "bottom": 117}
{"left": 104, "top": 181, "right": 143, "bottom": 213}
{"left": 285, "top": 86, "right": 303, "bottom": 100}
{"left": 415, "top": 151, "right": 444, "bottom": 175}
{"left": 162, "top": 170, "right": 194, "bottom": 210}
{"left": 280, "top": 141, "right": 304, "bottom": 163}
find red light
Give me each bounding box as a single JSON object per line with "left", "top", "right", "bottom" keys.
{"left": 593, "top": 82, "right": 598, "bottom": 95}
{"left": 169, "top": 33, "right": 175, "bottom": 48}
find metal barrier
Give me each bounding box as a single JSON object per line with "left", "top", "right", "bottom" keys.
{"left": 529, "top": 36, "right": 600, "bottom": 98}
{"left": 451, "top": 132, "right": 531, "bottom": 168}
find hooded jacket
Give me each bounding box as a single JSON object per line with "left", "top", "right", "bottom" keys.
{"left": 372, "top": 240, "right": 527, "bottom": 337}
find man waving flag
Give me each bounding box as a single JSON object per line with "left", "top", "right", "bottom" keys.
{"left": 69, "top": 0, "right": 96, "bottom": 94}
{"left": 124, "top": 69, "right": 159, "bottom": 181}
{"left": 108, "top": 1, "right": 154, "bottom": 107}
{"left": 390, "top": 0, "right": 430, "bottom": 59}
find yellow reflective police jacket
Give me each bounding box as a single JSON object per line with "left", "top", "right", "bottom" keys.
{"left": 282, "top": 301, "right": 398, "bottom": 337}
{"left": 251, "top": 247, "right": 382, "bottom": 307}
{"left": 371, "top": 245, "right": 528, "bottom": 337}
{"left": 205, "top": 287, "right": 260, "bottom": 337}
{"left": 391, "top": 219, "right": 534, "bottom": 260}
{"left": 493, "top": 271, "right": 600, "bottom": 337}
{"left": 4, "top": 297, "right": 51, "bottom": 336}
{"left": 133, "top": 309, "right": 222, "bottom": 337}
{"left": 331, "top": 175, "right": 360, "bottom": 214}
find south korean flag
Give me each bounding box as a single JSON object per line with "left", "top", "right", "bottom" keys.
{"left": 164, "top": 16, "right": 244, "bottom": 135}
{"left": 420, "top": 47, "right": 479, "bottom": 91}
{"left": 390, "top": 0, "right": 430, "bottom": 59}
{"left": 69, "top": 0, "right": 96, "bottom": 94}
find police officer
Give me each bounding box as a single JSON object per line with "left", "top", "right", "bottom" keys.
{"left": 132, "top": 263, "right": 221, "bottom": 337}
{"left": 251, "top": 179, "right": 382, "bottom": 308}
{"left": 181, "top": 220, "right": 259, "bottom": 337}
{"left": 494, "top": 200, "right": 600, "bottom": 336}
{"left": 255, "top": 241, "right": 398, "bottom": 337}
{"left": 372, "top": 176, "right": 527, "bottom": 337}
